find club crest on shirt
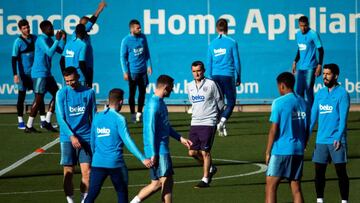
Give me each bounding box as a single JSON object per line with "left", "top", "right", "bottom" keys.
{"left": 203, "top": 86, "right": 208, "bottom": 92}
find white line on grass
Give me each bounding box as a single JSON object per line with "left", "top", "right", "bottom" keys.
{"left": 0, "top": 154, "right": 267, "bottom": 195}
{"left": 0, "top": 138, "right": 60, "bottom": 177}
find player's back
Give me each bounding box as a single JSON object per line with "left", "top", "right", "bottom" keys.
{"left": 143, "top": 95, "right": 172, "bottom": 157}
{"left": 270, "top": 93, "right": 308, "bottom": 155}
{"left": 208, "top": 34, "right": 237, "bottom": 76}
{"left": 63, "top": 37, "right": 87, "bottom": 81}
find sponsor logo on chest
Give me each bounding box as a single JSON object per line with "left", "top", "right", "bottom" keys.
{"left": 319, "top": 104, "right": 333, "bottom": 114}
{"left": 97, "top": 127, "right": 111, "bottom": 137}
{"left": 69, "top": 106, "right": 85, "bottom": 116}
{"left": 213, "top": 48, "right": 226, "bottom": 57}
{"left": 192, "top": 95, "right": 205, "bottom": 103}
{"left": 133, "top": 47, "right": 144, "bottom": 56}
{"left": 64, "top": 49, "right": 75, "bottom": 58}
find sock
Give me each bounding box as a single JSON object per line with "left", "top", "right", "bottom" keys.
{"left": 342, "top": 200, "right": 348, "bottom": 203}
{"left": 316, "top": 198, "right": 324, "bottom": 203}
{"left": 80, "top": 192, "right": 88, "bottom": 203}
{"left": 201, "top": 177, "right": 209, "bottom": 184}
{"left": 220, "top": 117, "right": 226, "bottom": 124}
{"left": 40, "top": 115, "right": 46, "bottom": 122}
{"left": 66, "top": 196, "right": 74, "bottom": 203}
{"left": 27, "top": 117, "right": 34, "bottom": 128}
{"left": 136, "top": 112, "right": 142, "bottom": 117}
{"left": 130, "top": 196, "right": 141, "bottom": 203}
{"left": 46, "top": 112, "right": 52, "bottom": 123}
{"left": 209, "top": 165, "right": 214, "bottom": 173}
{"left": 18, "top": 116, "right": 24, "bottom": 123}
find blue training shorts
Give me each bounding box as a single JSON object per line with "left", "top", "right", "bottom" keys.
{"left": 60, "top": 141, "right": 92, "bottom": 165}
{"left": 312, "top": 143, "right": 347, "bottom": 164}
{"left": 150, "top": 154, "right": 174, "bottom": 180}
{"left": 266, "top": 155, "right": 304, "bottom": 180}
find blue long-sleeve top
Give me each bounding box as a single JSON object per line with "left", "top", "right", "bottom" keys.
{"left": 55, "top": 85, "right": 97, "bottom": 143}
{"left": 120, "top": 33, "right": 152, "bottom": 74}
{"left": 12, "top": 35, "right": 37, "bottom": 75}
{"left": 63, "top": 37, "right": 87, "bottom": 81}
{"left": 207, "top": 34, "right": 241, "bottom": 83}
{"left": 84, "top": 21, "right": 94, "bottom": 68}
{"left": 31, "top": 34, "right": 64, "bottom": 78}
{"left": 310, "top": 85, "right": 350, "bottom": 144}
{"left": 90, "top": 108, "right": 146, "bottom": 168}
{"left": 143, "top": 95, "right": 181, "bottom": 158}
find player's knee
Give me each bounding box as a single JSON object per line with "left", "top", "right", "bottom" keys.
{"left": 188, "top": 150, "right": 197, "bottom": 157}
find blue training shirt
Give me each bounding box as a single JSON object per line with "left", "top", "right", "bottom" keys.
{"left": 31, "top": 34, "right": 65, "bottom": 78}
{"left": 120, "top": 33, "right": 152, "bottom": 75}
{"left": 91, "top": 108, "right": 146, "bottom": 168}
{"left": 296, "top": 29, "right": 322, "bottom": 70}
{"left": 143, "top": 95, "right": 181, "bottom": 158}
{"left": 269, "top": 92, "right": 309, "bottom": 155}
{"left": 207, "top": 34, "right": 241, "bottom": 83}
{"left": 12, "top": 35, "right": 37, "bottom": 75}
{"left": 63, "top": 36, "right": 87, "bottom": 82}
{"left": 310, "top": 85, "right": 350, "bottom": 144}
{"left": 55, "top": 85, "right": 97, "bottom": 143}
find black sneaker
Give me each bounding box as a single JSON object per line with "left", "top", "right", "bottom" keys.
{"left": 24, "top": 126, "right": 41, "bottom": 133}
{"left": 208, "top": 165, "right": 218, "bottom": 184}
{"left": 194, "top": 181, "right": 209, "bottom": 188}
{"left": 42, "top": 122, "right": 58, "bottom": 132}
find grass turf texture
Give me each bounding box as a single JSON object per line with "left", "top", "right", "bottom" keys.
{"left": 0, "top": 112, "right": 359, "bottom": 203}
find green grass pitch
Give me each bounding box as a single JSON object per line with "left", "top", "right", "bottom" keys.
{"left": 0, "top": 112, "right": 359, "bottom": 202}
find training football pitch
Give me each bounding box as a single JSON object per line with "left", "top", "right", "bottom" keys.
{"left": 0, "top": 112, "right": 359, "bottom": 203}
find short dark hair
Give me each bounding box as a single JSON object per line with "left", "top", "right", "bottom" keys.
{"left": 63, "top": 67, "right": 78, "bottom": 77}
{"left": 18, "top": 19, "right": 29, "bottom": 29}
{"left": 109, "top": 88, "right": 124, "bottom": 104}
{"left": 156, "top": 75, "right": 174, "bottom": 87}
{"left": 276, "top": 72, "right": 295, "bottom": 89}
{"left": 216, "top": 18, "right": 228, "bottom": 33}
{"left": 129, "top": 19, "right": 140, "bottom": 27}
{"left": 191, "top": 61, "right": 205, "bottom": 71}
{"left": 75, "top": 24, "right": 86, "bottom": 38}
{"left": 299, "top": 16, "right": 309, "bottom": 24}
{"left": 39, "top": 20, "right": 52, "bottom": 33}
{"left": 81, "top": 16, "right": 90, "bottom": 22}
{"left": 324, "top": 63, "right": 340, "bottom": 76}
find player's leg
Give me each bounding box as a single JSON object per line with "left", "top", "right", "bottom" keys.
{"left": 85, "top": 68, "right": 93, "bottom": 88}
{"left": 61, "top": 142, "right": 77, "bottom": 203}
{"left": 79, "top": 142, "right": 92, "bottom": 203}
{"left": 312, "top": 144, "right": 331, "bottom": 202}
{"left": 265, "top": 176, "right": 281, "bottom": 203}
{"left": 85, "top": 167, "right": 108, "bottom": 203}
{"left": 109, "top": 166, "right": 129, "bottom": 203}
{"left": 160, "top": 175, "right": 174, "bottom": 203}
{"left": 188, "top": 126, "right": 202, "bottom": 163}
{"left": 290, "top": 180, "right": 304, "bottom": 203}
{"left": 136, "top": 73, "right": 148, "bottom": 122}
{"left": 131, "top": 180, "right": 161, "bottom": 203}
{"left": 25, "top": 78, "right": 46, "bottom": 132}
{"left": 16, "top": 90, "right": 26, "bottom": 129}
{"left": 42, "top": 76, "right": 59, "bottom": 131}
{"left": 128, "top": 77, "right": 137, "bottom": 122}
{"left": 334, "top": 163, "right": 349, "bottom": 202}
{"left": 304, "top": 68, "right": 316, "bottom": 107}
{"left": 294, "top": 70, "right": 305, "bottom": 99}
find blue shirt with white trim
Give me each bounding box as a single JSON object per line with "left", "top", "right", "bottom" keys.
{"left": 90, "top": 108, "right": 146, "bottom": 168}
{"left": 310, "top": 85, "right": 350, "bottom": 144}
{"left": 207, "top": 34, "right": 241, "bottom": 83}
{"left": 31, "top": 34, "right": 64, "bottom": 78}
{"left": 12, "top": 35, "right": 37, "bottom": 75}
{"left": 143, "top": 95, "right": 181, "bottom": 158}
{"left": 120, "top": 33, "right": 152, "bottom": 74}
{"left": 55, "top": 85, "right": 97, "bottom": 143}
{"left": 63, "top": 37, "right": 87, "bottom": 81}
{"left": 269, "top": 92, "right": 309, "bottom": 155}
{"left": 296, "top": 29, "right": 322, "bottom": 70}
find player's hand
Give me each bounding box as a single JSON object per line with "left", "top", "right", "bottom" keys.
{"left": 333, "top": 140, "right": 341, "bottom": 151}
{"left": 180, "top": 137, "right": 192, "bottom": 149}
{"left": 13, "top": 75, "right": 19, "bottom": 84}
{"left": 61, "top": 30, "right": 67, "bottom": 40}
{"left": 55, "top": 31, "right": 62, "bottom": 40}
{"left": 70, "top": 135, "right": 81, "bottom": 149}
{"left": 147, "top": 67, "right": 152, "bottom": 76}
{"left": 143, "top": 159, "right": 153, "bottom": 168}
{"left": 292, "top": 62, "right": 297, "bottom": 74}
{"left": 315, "top": 64, "right": 322, "bottom": 77}
{"left": 265, "top": 153, "right": 270, "bottom": 165}
{"left": 151, "top": 156, "right": 158, "bottom": 167}
{"left": 98, "top": 0, "right": 107, "bottom": 12}
{"left": 123, "top": 73, "right": 129, "bottom": 81}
